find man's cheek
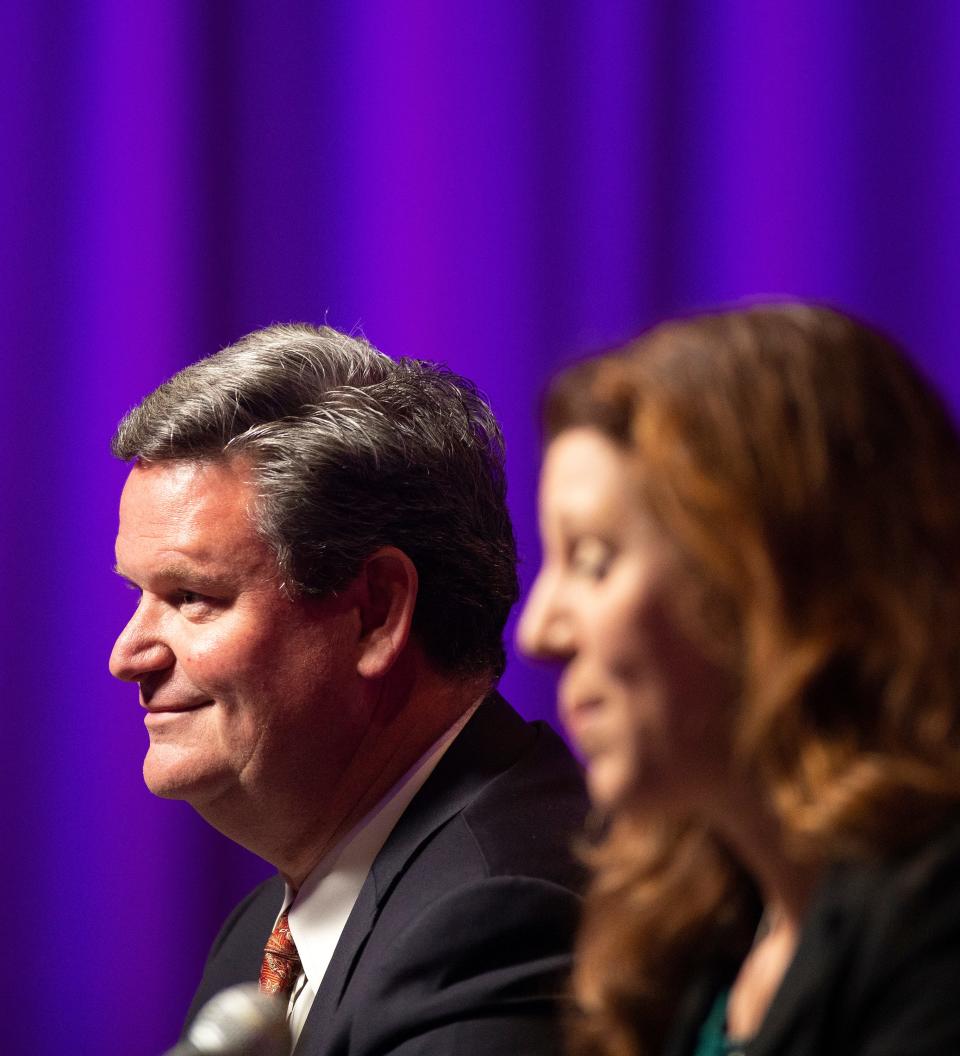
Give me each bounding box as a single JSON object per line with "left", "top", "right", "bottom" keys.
{"left": 181, "top": 631, "right": 238, "bottom": 675}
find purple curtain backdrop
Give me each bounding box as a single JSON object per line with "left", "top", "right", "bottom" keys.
{"left": 3, "top": 3, "right": 959, "bottom": 1052}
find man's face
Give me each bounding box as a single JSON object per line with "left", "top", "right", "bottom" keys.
{"left": 110, "top": 459, "right": 367, "bottom": 811}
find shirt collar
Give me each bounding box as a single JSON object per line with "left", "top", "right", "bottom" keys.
{"left": 283, "top": 698, "right": 482, "bottom": 988}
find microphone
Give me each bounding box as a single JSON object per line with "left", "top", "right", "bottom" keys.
{"left": 161, "top": 983, "right": 291, "bottom": 1055}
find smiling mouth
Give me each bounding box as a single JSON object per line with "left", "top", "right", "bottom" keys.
{"left": 143, "top": 700, "right": 213, "bottom": 716}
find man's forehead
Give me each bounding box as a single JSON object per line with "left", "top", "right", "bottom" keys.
{"left": 120, "top": 459, "right": 254, "bottom": 520}
{"left": 116, "top": 459, "right": 269, "bottom": 573}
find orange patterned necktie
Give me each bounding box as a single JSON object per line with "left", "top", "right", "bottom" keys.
{"left": 259, "top": 910, "right": 302, "bottom": 997}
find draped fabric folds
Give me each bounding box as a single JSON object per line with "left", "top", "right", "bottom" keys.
{"left": 2, "top": 3, "right": 958, "bottom": 1052}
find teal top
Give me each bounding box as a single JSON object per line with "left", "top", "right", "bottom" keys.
{"left": 692, "top": 989, "right": 750, "bottom": 1056}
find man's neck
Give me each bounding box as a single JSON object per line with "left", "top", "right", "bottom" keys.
{"left": 193, "top": 669, "right": 491, "bottom": 886}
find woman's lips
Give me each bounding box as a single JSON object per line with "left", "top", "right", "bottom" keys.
{"left": 560, "top": 698, "right": 606, "bottom": 753}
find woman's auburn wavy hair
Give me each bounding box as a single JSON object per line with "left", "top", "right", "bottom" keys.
{"left": 545, "top": 304, "right": 960, "bottom": 1056}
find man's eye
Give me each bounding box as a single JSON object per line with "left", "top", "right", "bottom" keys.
{"left": 177, "top": 591, "right": 207, "bottom": 607}
{"left": 569, "top": 538, "right": 613, "bottom": 580}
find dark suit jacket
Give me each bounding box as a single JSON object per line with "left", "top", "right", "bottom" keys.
{"left": 184, "top": 694, "right": 589, "bottom": 1055}
{"left": 664, "top": 814, "right": 960, "bottom": 1056}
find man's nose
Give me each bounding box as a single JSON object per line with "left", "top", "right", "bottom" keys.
{"left": 516, "top": 574, "right": 575, "bottom": 662}
{"left": 109, "top": 607, "right": 174, "bottom": 682}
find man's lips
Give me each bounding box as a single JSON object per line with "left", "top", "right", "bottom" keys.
{"left": 142, "top": 699, "right": 213, "bottom": 715}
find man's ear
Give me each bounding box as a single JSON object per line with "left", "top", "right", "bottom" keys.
{"left": 354, "top": 546, "right": 419, "bottom": 679}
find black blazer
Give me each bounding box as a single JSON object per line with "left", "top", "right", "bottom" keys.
{"left": 664, "top": 815, "right": 960, "bottom": 1056}
{"left": 184, "top": 694, "right": 589, "bottom": 1055}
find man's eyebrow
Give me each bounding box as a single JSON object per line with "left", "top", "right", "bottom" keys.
{"left": 112, "top": 563, "right": 230, "bottom": 591}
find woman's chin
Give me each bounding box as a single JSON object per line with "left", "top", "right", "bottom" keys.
{"left": 584, "top": 754, "right": 633, "bottom": 810}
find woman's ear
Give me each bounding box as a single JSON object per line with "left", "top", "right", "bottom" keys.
{"left": 355, "top": 546, "right": 419, "bottom": 679}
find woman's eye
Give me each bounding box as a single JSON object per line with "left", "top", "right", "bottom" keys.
{"left": 569, "top": 538, "right": 613, "bottom": 580}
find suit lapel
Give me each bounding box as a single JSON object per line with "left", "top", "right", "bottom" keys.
{"left": 184, "top": 876, "right": 285, "bottom": 1031}
{"left": 293, "top": 694, "right": 531, "bottom": 1054}
{"left": 370, "top": 693, "right": 530, "bottom": 899}
{"left": 747, "top": 863, "right": 872, "bottom": 1056}
{"left": 293, "top": 878, "right": 378, "bottom": 1054}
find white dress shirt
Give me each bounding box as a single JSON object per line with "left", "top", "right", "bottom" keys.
{"left": 275, "top": 701, "right": 481, "bottom": 1047}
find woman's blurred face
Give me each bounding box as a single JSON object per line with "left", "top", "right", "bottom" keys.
{"left": 518, "top": 428, "right": 733, "bottom": 813}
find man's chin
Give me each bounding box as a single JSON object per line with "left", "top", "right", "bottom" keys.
{"left": 142, "top": 751, "right": 231, "bottom": 805}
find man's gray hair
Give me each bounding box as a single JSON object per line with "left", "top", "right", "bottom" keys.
{"left": 112, "top": 323, "right": 519, "bottom": 679}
